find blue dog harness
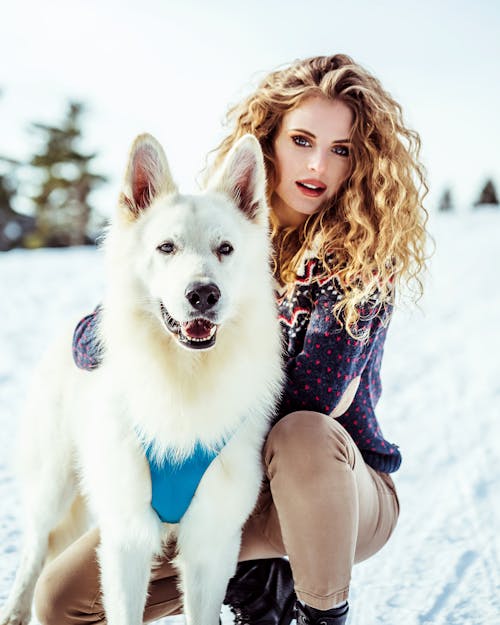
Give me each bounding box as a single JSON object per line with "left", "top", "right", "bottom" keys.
{"left": 142, "top": 440, "right": 225, "bottom": 523}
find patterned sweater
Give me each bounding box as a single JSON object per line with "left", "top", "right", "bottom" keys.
{"left": 274, "top": 256, "right": 400, "bottom": 473}
{"left": 73, "top": 258, "right": 401, "bottom": 474}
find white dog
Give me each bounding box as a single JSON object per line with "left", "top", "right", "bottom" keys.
{"left": 0, "top": 133, "right": 283, "bottom": 625}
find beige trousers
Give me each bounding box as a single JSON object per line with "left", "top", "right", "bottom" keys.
{"left": 34, "top": 411, "right": 400, "bottom": 623}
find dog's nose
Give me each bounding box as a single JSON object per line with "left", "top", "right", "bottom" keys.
{"left": 185, "top": 283, "right": 221, "bottom": 313}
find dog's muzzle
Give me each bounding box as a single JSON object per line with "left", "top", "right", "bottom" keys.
{"left": 159, "top": 282, "right": 221, "bottom": 350}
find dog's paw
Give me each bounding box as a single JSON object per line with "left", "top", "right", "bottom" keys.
{"left": 0, "top": 606, "right": 32, "bottom": 625}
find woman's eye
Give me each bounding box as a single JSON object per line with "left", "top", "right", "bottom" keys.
{"left": 292, "top": 135, "right": 311, "bottom": 147}
{"left": 218, "top": 242, "right": 234, "bottom": 256}
{"left": 332, "top": 145, "right": 350, "bottom": 157}
{"left": 157, "top": 241, "right": 175, "bottom": 254}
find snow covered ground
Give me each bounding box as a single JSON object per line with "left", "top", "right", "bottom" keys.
{"left": 1, "top": 210, "right": 499, "bottom": 624}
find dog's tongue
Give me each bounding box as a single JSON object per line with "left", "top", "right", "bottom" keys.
{"left": 182, "top": 319, "right": 214, "bottom": 339}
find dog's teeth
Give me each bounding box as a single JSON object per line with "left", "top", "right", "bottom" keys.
{"left": 180, "top": 322, "right": 217, "bottom": 342}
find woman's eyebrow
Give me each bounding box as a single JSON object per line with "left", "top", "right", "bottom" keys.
{"left": 289, "top": 128, "right": 351, "bottom": 143}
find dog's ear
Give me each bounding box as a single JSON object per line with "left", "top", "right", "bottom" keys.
{"left": 210, "top": 134, "right": 267, "bottom": 222}
{"left": 119, "top": 134, "right": 177, "bottom": 220}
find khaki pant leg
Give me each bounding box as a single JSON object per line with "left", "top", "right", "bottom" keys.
{"left": 240, "top": 411, "right": 400, "bottom": 609}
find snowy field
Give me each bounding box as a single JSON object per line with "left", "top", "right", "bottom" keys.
{"left": 1, "top": 210, "right": 499, "bottom": 625}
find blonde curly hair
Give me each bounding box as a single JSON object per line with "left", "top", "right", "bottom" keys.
{"left": 210, "top": 54, "right": 428, "bottom": 337}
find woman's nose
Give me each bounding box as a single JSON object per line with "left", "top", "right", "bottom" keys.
{"left": 308, "top": 150, "right": 328, "bottom": 175}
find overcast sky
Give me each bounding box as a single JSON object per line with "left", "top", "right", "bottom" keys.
{"left": 1, "top": 0, "right": 499, "bottom": 215}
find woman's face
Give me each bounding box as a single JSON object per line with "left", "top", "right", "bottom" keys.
{"left": 272, "top": 96, "right": 353, "bottom": 227}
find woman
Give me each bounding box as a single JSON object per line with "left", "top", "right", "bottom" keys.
{"left": 36, "top": 54, "right": 427, "bottom": 625}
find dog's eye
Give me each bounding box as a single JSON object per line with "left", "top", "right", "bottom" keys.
{"left": 157, "top": 242, "right": 176, "bottom": 254}
{"left": 218, "top": 242, "right": 233, "bottom": 256}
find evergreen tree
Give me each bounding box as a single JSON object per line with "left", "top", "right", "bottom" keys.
{"left": 0, "top": 164, "right": 16, "bottom": 213}
{"left": 438, "top": 188, "right": 454, "bottom": 212}
{"left": 30, "top": 101, "right": 107, "bottom": 246}
{"left": 473, "top": 179, "right": 499, "bottom": 207}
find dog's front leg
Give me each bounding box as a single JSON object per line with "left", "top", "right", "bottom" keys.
{"left": 80, "top": 402, "right": 164, "bottom": 625}
{"left": 175, "top": 526, "right": 240, "bottom": 625}
{"left": 97, "top": 512, "right": 163, "bottom": 625}
{"left": 176, "top": 436, "right": 265, "bottom": 625}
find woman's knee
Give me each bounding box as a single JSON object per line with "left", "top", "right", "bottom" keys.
{"left": 34, "top": 563, "right": 68, "bottom": 625}
{"left": 34, "top": 548, "right": 101, "bottom": 625}
{"left": 265, "top": 411, "right": 356, "bottom": 471}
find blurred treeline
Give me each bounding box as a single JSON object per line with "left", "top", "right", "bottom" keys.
{"left": 0, "top": 98, "right": 107, "bottom": 252}
{"left": 437, "top": 180, "right": 498, "bottom": 213}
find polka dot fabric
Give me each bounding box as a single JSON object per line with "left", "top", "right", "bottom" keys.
{"left": 275, "top": 256, "right": 401, "bottom": 473}
{"left": 72, "top": 306, "right": 103, "bottom": 371}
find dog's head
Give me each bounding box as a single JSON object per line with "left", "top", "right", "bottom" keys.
{"left": 110, "top": 132, "right": 270, "bottom": 351}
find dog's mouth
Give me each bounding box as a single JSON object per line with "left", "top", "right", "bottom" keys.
{"left": 160, "top": 303, "right": 217, "bottom": 350}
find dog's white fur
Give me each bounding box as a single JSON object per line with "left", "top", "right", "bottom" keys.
{"left": 0, "top": 134, "right": 283, "bottom": 625}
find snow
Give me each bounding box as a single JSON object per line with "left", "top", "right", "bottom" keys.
{"left": 1, "top": 210, "right": 499, "bottom": 624}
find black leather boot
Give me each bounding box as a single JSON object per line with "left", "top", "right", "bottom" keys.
{"left": 295, "top": 600, "right": 349, "bottom": 625}
{"left": 223, "top": 558, "right": 296, "bottom": 625}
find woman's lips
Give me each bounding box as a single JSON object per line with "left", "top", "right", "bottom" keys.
{"left": 295, "top": 179, "right": 327, "bottom": 198}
